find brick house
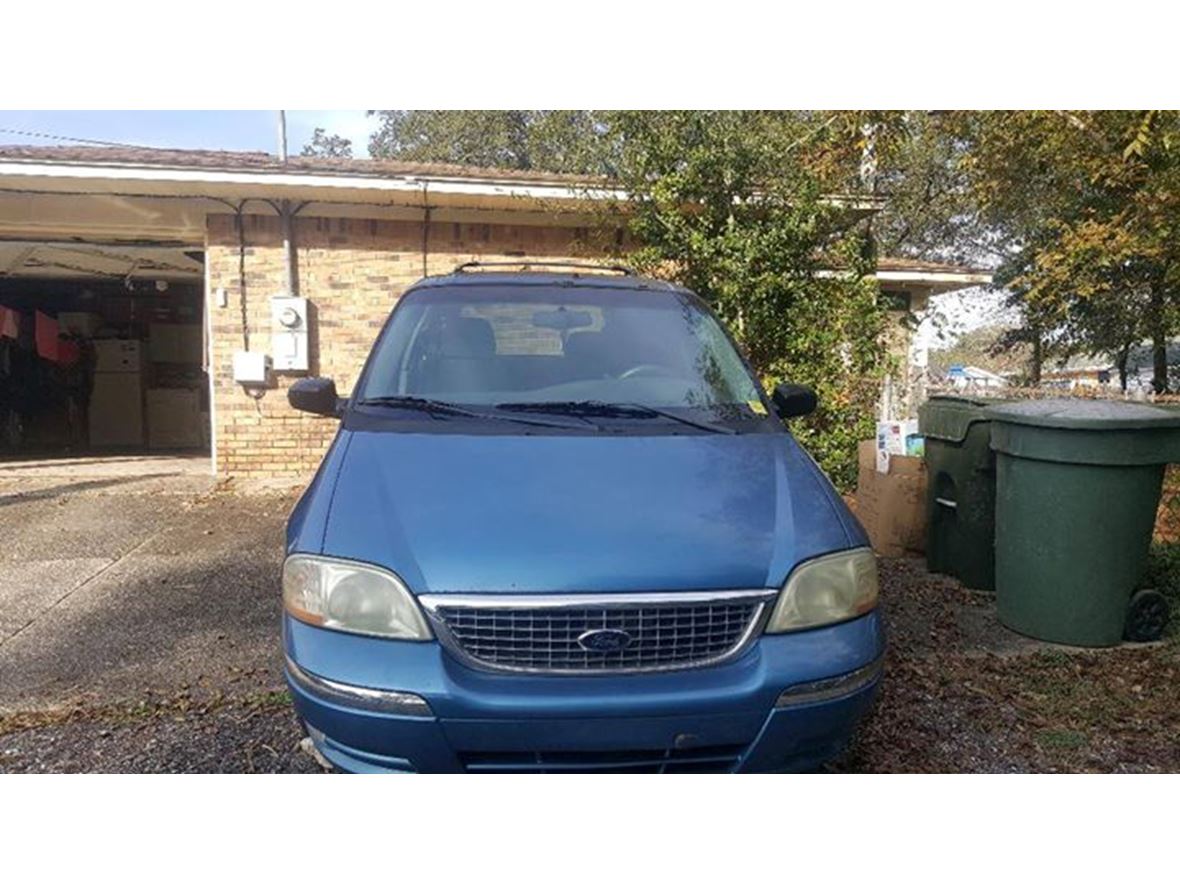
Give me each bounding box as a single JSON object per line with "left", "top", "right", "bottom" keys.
{"left": 0, "top": 146, "right": 988, "bottom": 478}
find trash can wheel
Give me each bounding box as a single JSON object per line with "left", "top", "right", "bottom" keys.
{"left": 1125, "top": 589, "right": 1170, "bottom": 643}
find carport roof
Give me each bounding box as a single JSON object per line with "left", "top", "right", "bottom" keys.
{"left": 0, "top": 144, "right": 636, "bottom": 223}
{"left": 0, "top": 144, "right": 884, "bottom": 214}
{"left": 0, "top": 144, "right": 606, "bottom": 187}
{"left": 0, "top": 144, "right": 632, "bottom": 243}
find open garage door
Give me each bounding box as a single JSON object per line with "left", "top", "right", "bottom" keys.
{"left": 0, "top": 240, "right": 210, "bottom": 474}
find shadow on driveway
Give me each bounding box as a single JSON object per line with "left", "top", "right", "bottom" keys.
{"left": 0, "top": 476, "right": 151, "bottom": 508}
{"left": 0, "top": 486, "right": 299, "bottom": 714}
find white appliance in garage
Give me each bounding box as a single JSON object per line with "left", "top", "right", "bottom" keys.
{"left": 89, "top": 340, "right": 144, "bottom": 447}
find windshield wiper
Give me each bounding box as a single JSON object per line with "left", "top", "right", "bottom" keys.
{"left": 358, "top": 396, "right": 587, "bottom": 430}
{"left": 495, "top": 400, "right": 737, "bottom": 435}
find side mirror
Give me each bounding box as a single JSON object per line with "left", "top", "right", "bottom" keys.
{"left": 772, "top": 383, "right": 818, "bottom": 419}
{"left": 289, "top": 377, "right": 344, "bottom": 417}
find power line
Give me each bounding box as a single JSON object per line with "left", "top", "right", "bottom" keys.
{"left": 0, "top": 126, "right": 158, "bottom": 151}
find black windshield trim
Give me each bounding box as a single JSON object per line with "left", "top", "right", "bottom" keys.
{"left": 495, "top": 400, "right": 741, "bottom": 435}
{"left": 357, "top": 396, "right": 589, "bottom": 430}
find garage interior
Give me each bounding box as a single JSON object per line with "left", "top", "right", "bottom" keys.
{"left": 0, "top": 240, "right": 209, "bottom": 464}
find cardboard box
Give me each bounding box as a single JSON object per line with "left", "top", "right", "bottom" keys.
{"left": 856, "top": 439, "right": 927, "bottom": 557}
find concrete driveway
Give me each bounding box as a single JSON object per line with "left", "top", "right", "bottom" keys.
{"left": 0, "top": 468, "right": 297, "bottom": 716}
{"left": 3, "top": 460, "right": 1178, "bottom": 773}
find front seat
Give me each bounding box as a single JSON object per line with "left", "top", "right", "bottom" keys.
{"left": 563, "top": 330, "right": 616, "bottom": 381}
{"left": 425, "top": 316, "right": 497, "bottom": 396}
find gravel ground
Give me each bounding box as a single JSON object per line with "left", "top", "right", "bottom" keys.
{"left": 2, "top": 471, "right": 1177, "bottom": 772}
{"left": 0, "top": 692, "right": 322, "bottom": 774}
{"left": 832, "top": 557, "right": 1180, "bottom": 773}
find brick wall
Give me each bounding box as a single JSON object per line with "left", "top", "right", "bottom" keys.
{"left": 205, "top": 212, "right": 595, "bottom": 478}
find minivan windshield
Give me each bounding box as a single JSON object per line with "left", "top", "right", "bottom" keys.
{"left": 356, "top": 284, "right": 764, "bottom": 414}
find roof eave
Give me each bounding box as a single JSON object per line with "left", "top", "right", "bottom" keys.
{"left": 0, "top": 158, "right": 626, "bottom": 210}
{"left": 0, "top": 157, "right": 887, "bottom": 216}
{"left": 875, "top": 270, "right": 993, "bottom": 286}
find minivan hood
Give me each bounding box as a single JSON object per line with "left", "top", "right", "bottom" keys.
{"left": 319, "top": 429, "right": 861, "bottom": 595}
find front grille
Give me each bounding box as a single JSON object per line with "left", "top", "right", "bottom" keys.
{"left": 420, "top": 591, "right": 774, "bottom": 674}
{"left": 459, "top": 744, "right": 747, "bottom": 773}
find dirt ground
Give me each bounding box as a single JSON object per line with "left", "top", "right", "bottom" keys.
{"left": 1, "top": 469, "right": 1177, "bottom": 773}
{"left": 832, "top": 558, "right": 1180, "bottom": 773}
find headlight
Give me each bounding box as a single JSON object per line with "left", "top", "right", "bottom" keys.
{"left": 765, "top": 547, "right": 878, "bottom": 633}
{"left": 283, "top": 554, "right": 432, "bottom": 640}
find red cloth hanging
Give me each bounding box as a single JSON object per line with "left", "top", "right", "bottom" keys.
{"left": 35, "top": 311, "right": 59, "bottom": 362}
{"left": 0, "top": 305, "right": 18, "bottom": 339}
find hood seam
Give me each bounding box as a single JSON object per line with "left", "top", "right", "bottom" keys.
{"left": 319, "top": 430, "right": 355, "bottom": 554}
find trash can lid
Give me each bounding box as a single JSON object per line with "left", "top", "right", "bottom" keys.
{"left": 919, "top": 395, "right": 999, "bottom": 442}
{"left": 983, "top": 398, "right": 1180, "bottom": 431}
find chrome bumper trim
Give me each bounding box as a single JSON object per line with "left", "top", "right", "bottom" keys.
{"left": 774, "top": 656, "right": 884, "bottom": 708}
{"left": 285, "top": 655, "right": 434, "bottom": 717}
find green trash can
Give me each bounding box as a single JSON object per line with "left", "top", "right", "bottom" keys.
{"left": 919, "top": 395, "right": 1002, "bottom": 591}
{"left": 986, "top": 399, "right": 1180, "bottom": 647}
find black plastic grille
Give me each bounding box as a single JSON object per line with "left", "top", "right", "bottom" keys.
{"left": 459, "top": 744, "right": 747, "bottom": 773}
{"left": 432, "top": 599, "right": 763, "bottom": 673}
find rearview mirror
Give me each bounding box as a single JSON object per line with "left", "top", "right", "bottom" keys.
{"left": 288, "top": 377, "right": 344, "bottom": 417}
{"left": 532, "top": 308, "right": 594, "bottom": 332}
{"left": 772, "top": 383, "right": 818, "bottom": 419}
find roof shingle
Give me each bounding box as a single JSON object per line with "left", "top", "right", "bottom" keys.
{"left": 876, "top": 256, "right": 992, "bottom": 277}
{"left": 0, "top": 144, "right": 602, "bottom": 186}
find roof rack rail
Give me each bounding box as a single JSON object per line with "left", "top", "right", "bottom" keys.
{"left": 453, "top": 260, "right": 636, "bottom": 276}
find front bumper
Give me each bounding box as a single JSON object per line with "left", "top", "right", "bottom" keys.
{"left": 284, "top": 610, "right": 885, "bottom": 773}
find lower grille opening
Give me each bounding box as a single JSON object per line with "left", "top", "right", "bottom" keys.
{"left": 458, "top": 743, "right": 747, "bottom": 773}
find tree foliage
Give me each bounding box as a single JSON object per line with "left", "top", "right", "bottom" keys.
{"left": 301, "top": 127, "right": 353, "bottom": 158}
{"left": 870, "top": 112, "right": 990, "bottom": 265}
{"left": 605, "top": 111, "right": 887, "bottom": 487}
{"left": 367, "top": 110, "right": 607, "bottom": 173}
{"left": 950, "top": 110, "right": 1180, "bottom": 391}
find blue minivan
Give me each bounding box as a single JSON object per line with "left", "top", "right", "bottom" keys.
{"left": 283, "top": 264, "right": 884, "bottom": 773}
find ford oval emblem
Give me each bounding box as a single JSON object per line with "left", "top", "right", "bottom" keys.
{"left": 577, "top": 628, "right": 633, "bottom": 653}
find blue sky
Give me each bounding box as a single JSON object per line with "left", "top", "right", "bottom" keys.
{"left": 0, "top": 110, "right": 378, "bottom": 156}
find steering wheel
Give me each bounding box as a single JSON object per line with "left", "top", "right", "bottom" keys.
{"left": 617, "top": 364, "right": 678, "bottom": 381}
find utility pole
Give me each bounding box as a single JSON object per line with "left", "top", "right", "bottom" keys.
{"left": 277, "top": 110, "right": 288, "bottom": 163}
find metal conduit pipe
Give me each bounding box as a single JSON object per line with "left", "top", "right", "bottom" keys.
{"left": 277, "top": 111, "right": 298, "bottom": 298}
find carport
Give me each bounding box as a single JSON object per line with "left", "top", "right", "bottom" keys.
{"left": 0, "top": 183, "right": 214, "bottom": 472}
{"left": 0, "top": 145, "right": 625, "bottom": 479}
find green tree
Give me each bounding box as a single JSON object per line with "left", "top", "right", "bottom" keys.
{"left": 870, "top": 112, "right": 992, "bottom": 265}
{"left": 954, "top": 111, "right": 1180, "bottom": 392}
{"left": 367, "top": 110, "right": 608, "bottom": 174}
{"left": 301, "top": 127, "right": 353, "bottom": 158}
{"left": 606, "top": 111, "right": 888, "bottom": 488}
